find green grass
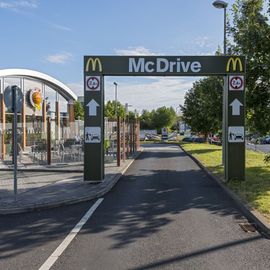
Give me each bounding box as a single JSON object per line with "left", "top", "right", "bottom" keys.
{"left": 180, "top": 142, "right": 270, "bottom": 222}
{"left": 140, "top": 140, "right": 160, "bottom": 144}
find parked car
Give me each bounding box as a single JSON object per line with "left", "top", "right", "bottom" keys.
{"left": 192, "top": 137, "right": 204, "bottom": 143}
{"left": 182, "top": 136, "right": 194, "bottom": 142}
{"left": 249, "top": 135, "right": 270, "bottom": 145}
{"left": 182, "top": 135, "right": 204, "bottom": 143}
{"left": 208, "top": 134, "right": 221, "bottom": 145}
{"left": 265, "top": 136, "right": 270, "bottom": 144}
{"left": 258, "top": 136, "right": 268, "bottom": 144}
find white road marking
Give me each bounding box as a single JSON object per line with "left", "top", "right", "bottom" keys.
{"left": 39, "top": 198, "right": 104, "bottom": 270}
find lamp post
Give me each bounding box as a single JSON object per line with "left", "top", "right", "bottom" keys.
{"left": 212, "top": 0, "right": 228, "bottom": 54}
{"left": 213, "top": 0, "right": 228, "bottom": 166}
{"left": 113, "top": 82, "right": 118, "bottom": 119}
{"left": 113, "top": 82, "right": 121, "bottom": 166}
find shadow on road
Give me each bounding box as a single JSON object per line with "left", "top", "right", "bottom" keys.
{"left": 129, "top": 235, "right": 262, "bottom": 270}
{"left": 0, "top": 144, "right": 268, "bottom": 265}
{"left": 84, "top": 167, "right": 249, "bottom": 250}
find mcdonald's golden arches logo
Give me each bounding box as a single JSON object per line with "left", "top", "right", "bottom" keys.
{"left": 226, "top": 57, "right": 243, "bottom": 72}
{"left": 85, "top": 58, "right": 102, "bottom": 72}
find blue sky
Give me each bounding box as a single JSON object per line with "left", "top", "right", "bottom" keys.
{"left": 0, "top": 0, "right": 237, "bottom": 112}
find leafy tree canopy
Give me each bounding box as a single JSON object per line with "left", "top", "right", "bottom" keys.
{"left": 74, "top": 101, "right": 84, "bottom": 120}
{"left": 180, "top": 77, "right": 223, "bottom": 137}
{"left": 104, "top": 100, "right": 125, "bottom": 119}
{"left": 139, "top": 107, "right": 177, "bottom": 131}
{"left": 152, "top": 106, "right": 177, "bottom": 130}
{"left": 228, "top": 0, "right": 270, "bottom": 134}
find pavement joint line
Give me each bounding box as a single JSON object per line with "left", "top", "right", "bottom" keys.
{"left": 38, "top": 198, "right": 104, "bottom": 270}
{"left": 176, "top": 143, "right": 270, "bottom": 238}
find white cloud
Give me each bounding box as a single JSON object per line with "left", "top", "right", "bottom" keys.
{"left": 51, "top": 23, "right": 72, "bottom": 32}
{"left": 66, "top": 76, "right": 195, "bottom": 112}
{"left": 46, "top": 52, "right": 73, "bottom": 64}
{"left": 0, "top": 0, "right": 38, "bottom": 10}
{"left": 0, "top": 2, "right": 11, "bottom": 8}
{"left": 66, "top": 82, "right": 83, "bottom": 97}
{"left": 105, "top": 77, "right": 194, "bottom": 112}
{"left": 194, "top": 36, "right": 212, "bottom": 48}
{"left": 115, "top": 46, "right": 158, "bottom": 56}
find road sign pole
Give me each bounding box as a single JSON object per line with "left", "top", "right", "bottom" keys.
{"left": 224, "top": 77, "right": 229, "bottom": 181}
{"left": 117, "top": 116, "right": 121, "bottom": 167}
{"left": 222, "top": 76, "right": 226, "bottom": 166}
{"left": 12, "top": 86, "right": 18, "bottom": 199}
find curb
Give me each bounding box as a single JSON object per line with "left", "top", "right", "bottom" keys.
{"left": 177, "top": 143, "right": 270, "bottom": 238}
{"left": 0, "top": 151, "right": 142, "bottom": 215}
{"left": 0, "top": 164, "right": 83, "bottom": 173}
{"left": 0, "top": 168, "right": 83, "bottom": 173}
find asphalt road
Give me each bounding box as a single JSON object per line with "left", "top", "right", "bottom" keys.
{"left": 1, "top": 144, "right": 270, "bottom": 270}
{"left": 246, "top": 143, "right": 270, "bottom": 153}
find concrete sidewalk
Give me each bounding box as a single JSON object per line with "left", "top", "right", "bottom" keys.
{"left": 0, "top": 152, "right": 141, "bottom": 215}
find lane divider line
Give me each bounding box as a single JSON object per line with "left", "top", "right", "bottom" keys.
{"left": 39, "top": 198, "right": 104, "bottom": 270}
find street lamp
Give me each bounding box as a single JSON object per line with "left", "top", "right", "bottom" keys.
{"left": 212, "top": 0, "right": 228, "bottom": 54}
{"left": 213, "top": 0, "right": 228, "bottom": 166}
{"left": 113, "top": 82, "right": 118, "bottom": 119}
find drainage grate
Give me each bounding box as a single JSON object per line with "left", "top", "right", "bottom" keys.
{"left": 239, "top": 223, "right": 257, "bottom": 233}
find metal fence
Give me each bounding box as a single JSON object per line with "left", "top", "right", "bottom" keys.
{"left": 0, "top": 117, "right": 140, "bottom": 168}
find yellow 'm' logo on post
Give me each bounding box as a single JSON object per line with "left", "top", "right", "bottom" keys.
{"left": 85, "top": 58, "right": 102, "bottom": 72}
{"left": 226, "top": 57, "right": 243, "bottom": 72}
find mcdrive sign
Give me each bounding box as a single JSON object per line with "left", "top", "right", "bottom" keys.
{"left": 84, "top": 56, "right": 246, "bottom": 76}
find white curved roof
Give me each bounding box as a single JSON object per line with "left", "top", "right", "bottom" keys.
{"left": 0, "top": 69, "right": 77, "bottom": 101}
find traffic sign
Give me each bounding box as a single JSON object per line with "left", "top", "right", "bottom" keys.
{"left": 162, "top": 127, "right": 167, "bottom": 135}
{"left": 86, "top": 99, "right": 100, "bottom": 116}
{"left": 229, "top": 75, "right": 244, "bottom": 91}
{"left": 86, "top": 76, "right": 100, "bottom": 91}
{"left": 3, "top": 85, "right": 23, "bottom": 112}
{"left": 161, "top": 127, "right": 168, "bottom": 140}
{"left": 85, "top": 126, "right": 101, "bottom": 143}
{"left": 229, "top": 99, "right": 243, "bottom": 116}
{"left": 228, "top": 126, "right": 244, "bottom": 143}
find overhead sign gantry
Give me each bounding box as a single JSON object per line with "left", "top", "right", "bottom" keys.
{"left": 84, "top": 55, "right": 246, "bottom": 182}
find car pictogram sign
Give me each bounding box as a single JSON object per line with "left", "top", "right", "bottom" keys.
{"left": 228, "top": 126, "right": 244, "bottom": 143}
{"left": 85, "top": 126, "right": 101, "bottom": 143}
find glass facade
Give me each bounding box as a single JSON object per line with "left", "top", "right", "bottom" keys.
{"left": 0, "top": 74, "right": 77, "bottom": 166}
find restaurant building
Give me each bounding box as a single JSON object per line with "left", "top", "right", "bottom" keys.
{"left": 0, "top": 69, "right": 78, "bottom": 165}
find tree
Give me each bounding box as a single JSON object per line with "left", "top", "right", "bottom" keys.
{"left": 228, "top": 0, "right": 270, "bottom": 134}
{"left": 180, "top": 77, "right": 223, "bottom": 139}
{"left": 152, "top": 106, "right": 177, "bottom": 131}
{"left": 104, "top": 100, "right": 125, "bottom": 119}
{"left": 139, "top": 107, "right": 177, "bottom": 131}
{"left": 74, "top": 101, "right": 84, "bottom": 120}
{"left": 140, "top": 109, "right": 154, "bottom": 129}
{"left": 127, "top": 111, "right": 136, "bottom": 121}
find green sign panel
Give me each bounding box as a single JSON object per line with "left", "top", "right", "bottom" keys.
{"left": 84, "top": 56, "right": 245, "bottom": 76}
{"left": 225, "top": 75, "right": 245, "bottom": 181}
{"left": 83, "top": 55, "right": 246, "bottom": 182}
{"left": 84, "top": 75, "right": 104, "bottom": 182}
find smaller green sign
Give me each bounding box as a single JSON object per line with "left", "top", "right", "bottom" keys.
{"left": 225, "top": 74, "right": 245, "bottom": 181}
